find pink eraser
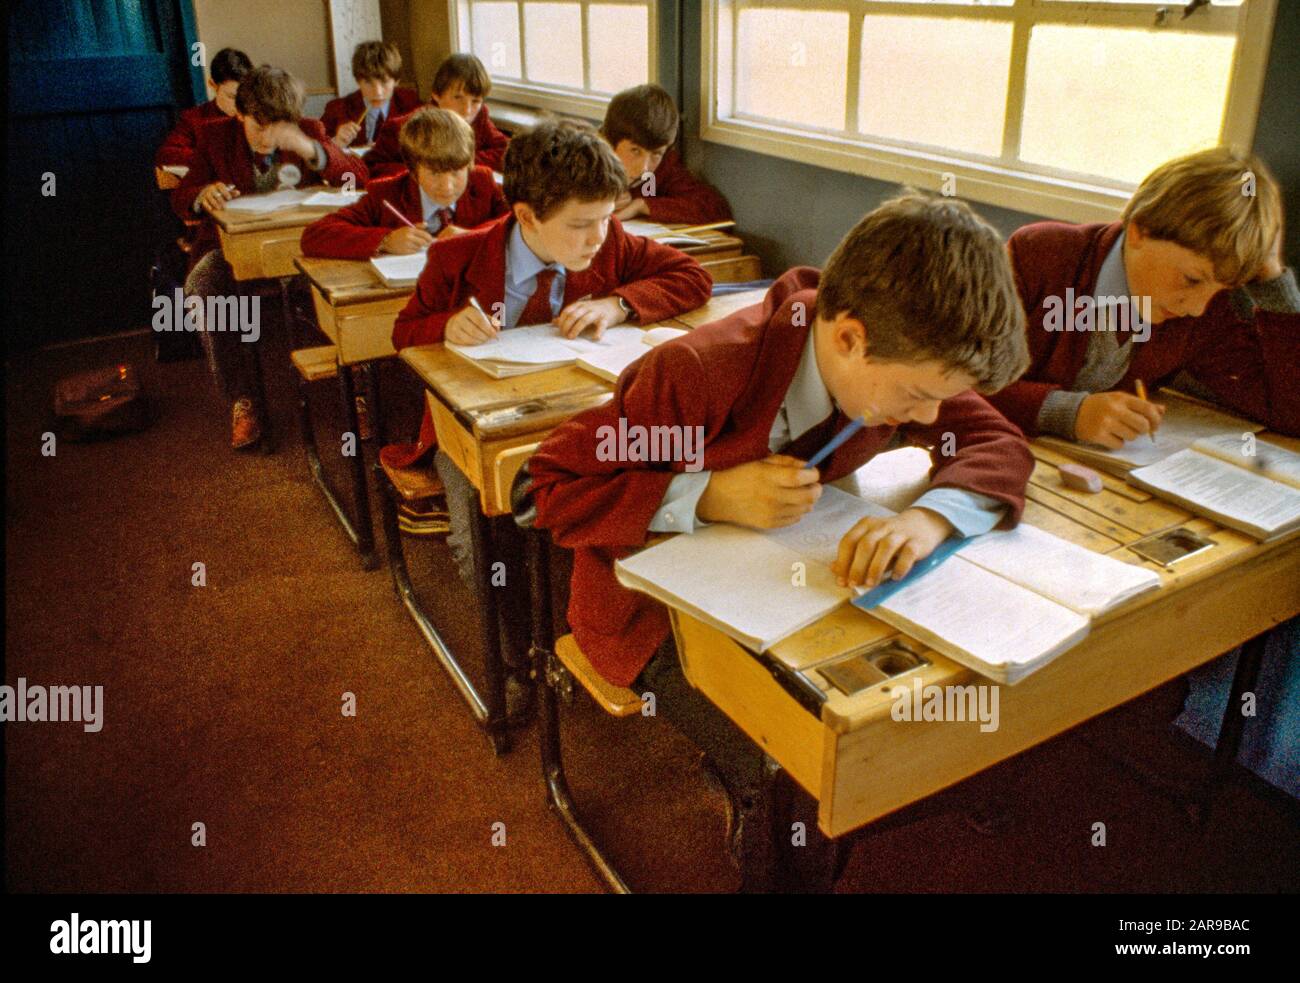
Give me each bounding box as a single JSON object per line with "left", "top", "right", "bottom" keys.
{"left": 1059, "top": 463, "right": 1103, "bottom": 493}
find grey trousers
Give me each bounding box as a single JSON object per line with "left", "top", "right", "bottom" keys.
{"left": 185, "top": 250, "right": 258, "bottom": 402}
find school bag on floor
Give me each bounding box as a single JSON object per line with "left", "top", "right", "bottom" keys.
{"left": 53, "top": 364, "right": 154, "bottom": 441}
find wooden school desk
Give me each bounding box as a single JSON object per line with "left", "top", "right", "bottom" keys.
{"left": 392, "top": 317, "right": 697, "bottom": 753}
{"left": 639, "top": 224, "right": 762, "bottom": 285}
{"left": 294, "top": 256, "right": 413, "bottom": 568}
{"left": 668, "top": 433, "right": 1300, "bottom": 876}
{"left": 208, "top": 195, "right": 351, "bottom": 450}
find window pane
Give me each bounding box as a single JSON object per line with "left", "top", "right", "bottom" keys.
{"left": 858, "top": 16, "right": 1011, "bottom": 157}
{"left": 588, "top": 3, "right": 649, "bottom": 94}
{"left": 736, "top": 7, "right": 848, "bottom": 131}
{"left": 523, "top": 2, "right": 584, "bottom": 88}
{"left": 1020, "top": 26, "right": 1236, "bottom": 185}
{"left": 471, "top": 2, "right": 522, "bottom": 79}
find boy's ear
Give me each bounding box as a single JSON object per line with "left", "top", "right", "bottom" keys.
{"left": 513, "top": 201, "right": 537, "bottom": 229}
{"left": 1126, "top": 220, "right": 1148, "bottom": 246}
{"left": 827, "top": 311, "right": 868, "bottom": 358}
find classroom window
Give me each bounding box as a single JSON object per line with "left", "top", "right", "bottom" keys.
{"left": 454, "top": 0, "right": 655, "bottom": 118}
{"left": 703, "top": 0, "right": 1276, "bottom": 222}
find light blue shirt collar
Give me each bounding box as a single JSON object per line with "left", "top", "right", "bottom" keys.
{"left": 418, "top": 186, "right": 460, "bottom": 225}
{"left": 507, "top": 222, "right": 564, "bottom": 288}
{"left": 1096, "top": 229, "right": 1129, "bottom": 300}
{"left": 782, "top": 330, "right": 835, "bottom": 442}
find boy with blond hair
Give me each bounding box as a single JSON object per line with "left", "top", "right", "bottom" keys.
{"left": 990, "top": 147, "right": 1298, "bottom": 443}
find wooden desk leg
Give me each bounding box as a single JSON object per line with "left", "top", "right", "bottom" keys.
{"left": 527, "top": 527, "right": 631, "bottom": 893}
{"left": 296, "top": 360, "right": 378, "bottom": 569}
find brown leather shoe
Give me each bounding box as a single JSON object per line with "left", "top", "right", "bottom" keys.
{"left": 231, "top": 397, "right": 262, "bottom": 450}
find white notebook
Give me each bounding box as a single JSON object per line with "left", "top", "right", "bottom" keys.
{"left": 1128, "top": 437, "right": 1300, "bottom": 541}
{"left": 616, "top": 485, "right": 1161, "bottom": 684}
{"left": 574, "top": 325, "right": 689, "bottom": 382}
{"left": 447, "top": 323, "right": 647, "bottom": 378}
{"left": 221, "top": 188, "right": 316, "bottom": 214}
{"left": 1039, "top": 392, "right": 1263, "bottom": 474}
{"left": 301, "top": 189, "right": 365, "bottom": 208}
{"left": 621, "top": 219, "right": 709, "bottom": 248}
{"left": 369, "top": 252, "right": 428, "bottom": 288}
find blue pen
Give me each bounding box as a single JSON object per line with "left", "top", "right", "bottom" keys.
{"left": 804, "top": 416, "right": 867, "bottom": 471}
{"left": 851, "top": 536, "right": 968, "bottom": 610}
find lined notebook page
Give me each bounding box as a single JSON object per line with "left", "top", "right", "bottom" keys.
{"left": 369, "top": 253, "right": 427, "bottom": 286}
{"left": 449, "top": 324, "right": 646, "bottom": 365}
{"left": 222, "top": 188, "right": 315, "bottom": 213}
{"left": 959, "top": 523, "right": 1160, "bottom": 616}
{"left": 874, "top": 560, "right": 1090, "bottom": 684}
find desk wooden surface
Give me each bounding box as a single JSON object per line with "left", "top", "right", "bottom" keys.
{"left": 671, "top": 433, "right": 1300, "bottom": 838}
{"left": 669, "top": 289, "right": 768, "bottom": 328}
{"left": 215, "top": 200, "right": 343, "bottom": 281}
{"left": 296, "top": 256, "right": 412, "bottom": 364}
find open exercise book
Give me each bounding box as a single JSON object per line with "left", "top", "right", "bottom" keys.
{"left": 622, "top": 220, "right": 709, "bottom": 249}
{"left": 221, "top": 187, "right": 362, "bottom": 215}
{"left": 369, "top": 252, "right": 427, "bottom": 288}
{"left": 1039, "top": 391, "right": 1263, "bottom": 474}
{"left": 1128, "top": 433, "right": 1300, "bottom": 541}
{"left": 446, "top": 323, "right": 650, "bottom": 378}
{"left": 574, "top": 326, "right": 688, "bottom": 382}
{"left": 615, "top": 476, "right": 1161, "bottom": 684}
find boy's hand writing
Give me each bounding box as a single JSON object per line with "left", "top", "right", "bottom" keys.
{"left": 697, "top": 454, "right": 822, "bottom": 529}
{"left": 445, "top": 302, "right": 499, "bottom": 345}
{"left": 1076, "top": 391, "right": 1164, "bottom": 448}
{"left": 380, "top": 226, "right": 434, "bottom": 254}
{"left": 833, "top": 508, "right": 953, "bottom": 589}
{"left": 333, "top": 121, "right": 361, "bottom": 148}
{"left": 197, "top": 182, "right": 238, "bottom": 212}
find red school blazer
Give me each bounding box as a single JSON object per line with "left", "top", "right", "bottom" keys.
{"left": 171, "top": 115, "right": 371, "bottom": 268}
{"left": 363, "top": 102, "right": 511, "bottom": 181}
{"left": 990, "top": 220, "right": 1300, "bottom": 436}
{"left": 528, "top": 266, "right": 1035, "bottom": 686}
{"left": 386, "top": 213, "right": 714, "bottom": 466}
{"left": 154, "top": 99, "right": 226, "bottom": 169}
{"left": 300, "top": 167, "right": 508, "bottom": 259}
{"left": 633, "top": 149, "right": 732, "bottom": 226}
{"left": 319, "top": 86, "right": 423, "bottom": 139}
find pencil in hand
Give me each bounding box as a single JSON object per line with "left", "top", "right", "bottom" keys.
{"left": 1134, "top": 380, "right": 1158, "bottom": 445}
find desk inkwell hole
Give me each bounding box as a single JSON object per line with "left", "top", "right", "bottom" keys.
{"left": 819, "top": 639, "right": 929, "bottom": 697}
{"left": 1129, "top": 526, "right": 1217, "bottom": 567}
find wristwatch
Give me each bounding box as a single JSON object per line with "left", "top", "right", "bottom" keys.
{"left": 616, "top": 295, "right": 636, "bottom": 321}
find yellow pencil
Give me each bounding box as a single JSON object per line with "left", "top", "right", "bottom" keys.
{"left": 1135, "top": 379, "right": 1157, "bottom": 444}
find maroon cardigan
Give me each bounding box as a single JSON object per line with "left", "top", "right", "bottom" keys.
{"left": 171, "top": 116, "right": 370, "bottom": 268}
{"left": 529, "top": 267, "right": 1035, "bottom": 686}
{"left": 300, "top": 167, "right": 508, "bottom": 259}
{"left": 319, "top": 86, "right": 422, "bottom": 139}
{"left": 155, "top": 99, "right": 225, "bottom": 169}
{"left": 990, "top": 220, "right": 1300, "bottom": 436}
{"left": 387, "top": 213, "right": 714, "bottom": 467}
{"left": 634, "top": 150, "right": 732, "bottom": 225}
{"left": 364, "top": 103, "right": 510, "bottom": 181}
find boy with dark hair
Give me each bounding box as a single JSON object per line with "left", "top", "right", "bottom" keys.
{"left": 386, "top": 119, "right": 712, "bottom": 700}
{"left": 173, "top": 66, "right": 368, "bottom": 450}
{"left": 525, "top": 192, "right": 1032, "bottom": 881}
{"left": 366, "top": 53, "right": 510, "bottom": 178}
{"left": 321, "top": 40, "right": 421, "bottom": 147}
{"left": 600, "top": 83, "right": 731, "bottom": 225}
{"left": 302, "top": 107, "right": 507, "bottom": 259}
{"left": 155, "top": 47, "right": 253, "bottom": 172}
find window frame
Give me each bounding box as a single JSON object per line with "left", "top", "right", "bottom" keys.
{"left": 450, "top": 0, "right": 659, "bottom": 120}
{"left": 700, "top": 0, "right": 1279, "bottom": 222}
